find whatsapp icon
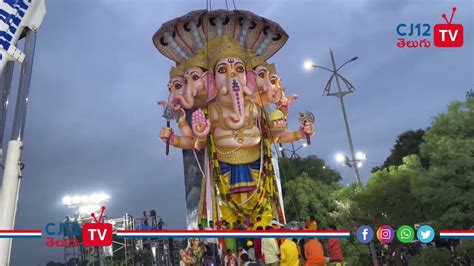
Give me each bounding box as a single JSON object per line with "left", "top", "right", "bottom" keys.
{"left": 397, "top": 225, "right": 415, "bottom": 243}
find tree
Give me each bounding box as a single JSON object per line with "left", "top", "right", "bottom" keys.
{"left": 408, "top": 247, "right": 451, "bottom": 266}
{"left": 283, "top": 173, "right": 339, "bottom": 226}
{"left": 372, "top": 129, "right": 426, "bottom": 173}
{"left": 467, "top": 88, "right": 474, "bottom": 98}
{"left": 279, "top": 155, "right": 342, "bottom": 185}
{"left": 354, "top": 155, "right": 427, "bottom": 228}
{"left": 412, "top": 98, "right": 474, "bottom": 229}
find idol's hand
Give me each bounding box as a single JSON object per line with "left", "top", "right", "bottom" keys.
{"left": 160, "top": 127, "right": 175, "bottom": 144}
{"left": 300, "top": 121, "right": 314, "bottom": 137}
{"left": 191, "top": 108, "right": 210, "bottom": 138}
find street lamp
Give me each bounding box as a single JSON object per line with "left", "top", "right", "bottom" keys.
{"left": 335, "top": 151, "right": 367, "bottom": 169}
{"left": 279, "top": 142, "right": 308, "bottom": 159}
{"left": 62, "top": 192, "right": 111, "bottom": 218}
{"left": 305, "top": 50, "right": 362, "bottom": 185}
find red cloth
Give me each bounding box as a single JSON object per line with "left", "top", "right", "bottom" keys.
{"left": 254, "top": 238, "right": 263, "bottom": 260}
{"left": 327, "top": 238, "right": 344, "bottom": 261}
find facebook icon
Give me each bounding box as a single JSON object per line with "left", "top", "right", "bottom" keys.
{"left": 356, "top": 225, "right": 374, "bottom": 244}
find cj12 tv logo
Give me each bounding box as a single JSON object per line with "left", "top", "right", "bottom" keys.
{"left": 45, "top": 206, "right": 112, "bottom": 248}
{"left": 396, "top": 7, "right": 463, "bottom": 48}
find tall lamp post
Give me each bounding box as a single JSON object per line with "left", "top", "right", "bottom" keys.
{"left": 279, "top": 142, "right": 308, "bottom": 159}
{"left": 304, "top": 49, "right": 362, "bottom": 185}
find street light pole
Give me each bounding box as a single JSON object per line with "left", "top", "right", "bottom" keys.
{"left": 328, "top": 49, "right": 362, "bottom": 185}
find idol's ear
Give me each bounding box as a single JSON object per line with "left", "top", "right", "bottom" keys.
{"left": 246, "top": 70, "right": 257, "bottom": 96}
{"left": 203, "top": 71, "right": 217, "bottom": 102}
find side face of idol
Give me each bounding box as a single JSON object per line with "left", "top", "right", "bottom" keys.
{"left": 183, "top": 67, "right": 207, "bottom": 109}
{"left": 167, "top": 76, "right": 187, "bottom": 110}
{"left": 254, "top": 65, "right": 282, "bottom": 105}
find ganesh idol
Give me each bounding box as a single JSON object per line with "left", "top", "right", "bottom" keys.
{"left": 153, "top": 9, "right": 315, "bottom": 225}
{"left": 170, "top": 37, "right": 313, "bottom": 222}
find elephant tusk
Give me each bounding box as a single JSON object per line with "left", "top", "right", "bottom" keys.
{"left": 220, "top": 86, "right": 228, "bottom": 95}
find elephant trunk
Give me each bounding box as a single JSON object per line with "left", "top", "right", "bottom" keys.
{"left": 175, "top": 88, "right": 195, "bottom": 109}
{"left": 224, "top": 77, "right": 246, "bottom": 130}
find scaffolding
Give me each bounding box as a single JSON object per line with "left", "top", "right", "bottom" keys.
{"left": 62, "top": 212, "right": 180, "bottom": 266}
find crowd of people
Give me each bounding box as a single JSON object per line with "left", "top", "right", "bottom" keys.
{"left": 179, "top": 216, "right": 345, "bottom": 266}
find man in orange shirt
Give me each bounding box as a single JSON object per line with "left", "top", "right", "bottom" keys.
{"left": 305, "top": 216, "right": 317, "bottom": 230}
{"left": 304, "top": 238, "right": 325, "bottom": 266}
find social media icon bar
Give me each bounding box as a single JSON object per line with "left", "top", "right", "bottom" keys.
{"left": 377, "top": 225, "right": 394, "bottom": 244}
{"left": 417, "top": 225, "right": 435, "bottom": 243}
{"left": 356, "top": 225, "right": 374, "bottom": 244}
{"left": 397, "top": 225, "right": 415, "bottom": 243}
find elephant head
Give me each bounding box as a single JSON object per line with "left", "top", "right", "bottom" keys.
{"left": 253, "top": 65, "right": 282, "bottom": 106}
{"left": 270, "top": 72, "right": 298, "bottom": 115}
{"left": 204, "top": 57, "right": 254, "bottom": 130}
{"left": 167, "top": 76, "right": 187, "bottom": 110}
{"left": 183, "top": 67, "right": 207, "bottom": 109}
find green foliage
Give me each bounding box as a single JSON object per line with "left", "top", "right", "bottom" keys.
{"left": 340, "top": 238, "right": 371, "bottom": 265}
{"left": 279, "top": 155, "right": 341, "bottom": 185}
{"left": 456, "top": 239, "right": 474, "bottom": 259}
{"left": 355, "top": 155, "right": 426, "bottom": 228}
{"left": 283, "top": 173, "right": 338, "bottom": 226}
{"left": 409, "top": 247, "right": 451, "bottom": 266}
{"left": 413, "top": 98, "right": 474, "bottom": 229}
{"left": 372, "top": 129, "right": 426, "bottom": 173}
{"left": 134, "top": 249, "right": 154, "bottom": 264}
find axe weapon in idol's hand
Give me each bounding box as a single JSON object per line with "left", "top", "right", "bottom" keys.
{"left": 158, "top": 101, "right": 174, "bottom": 156}
{"left": 299, "top": 111, "right": 315, "bottom": 145}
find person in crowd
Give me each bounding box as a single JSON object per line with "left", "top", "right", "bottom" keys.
{"left": 238, "top": 246, "right": 248, "bottom": 266}
{"left": 304, "top": 238, "right": 325, "bottom": 266}
{"left": 142, "top": 211, "right": 149, "bottom": 226}
{"left": 181, "top": 238, "right": 206, "bottom": 266}
{"left": 158, "top": 218, "right": 164, "bottom": 230}
{"left": 262, "top": 226, "right": 280, "bottom": 266}
{"left": 224, "top": 249, "right": 238, "bottom": 266}
{"left": 241, "top": 253, "right": 259, "bottom": 266}
{"left": 246, "top": 240, "right": 256, "bottom": 262}
{"left": 216, "top": 220, "right": 227, "bottom": 264}
{"left": 205, "top": 220, "right": 221, "bottom": 265}
{"left": 325, "top": 225, "right": 344, "bottom": 265}
{"left": 235, "top": 220, "right": 247, "bottom": 252}
{"left": 224, "top": 221, "right": 237, "bottom": 255}
{"left": 305, "top": 216, "right": 317, "bottom": 230}
{"left": 254, "top": 226, "right": 264, "bottom": 264}
{"left": 280, "top": 238, "right": 299, "bottom": 266}
{"left": 253, "top": 217, "right": 266, "bottom": 230}
{"left": 150, "top": 209, "right": 157, "bottom": 227}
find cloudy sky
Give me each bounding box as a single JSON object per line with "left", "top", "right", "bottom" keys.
{"left": 3, "top": 0, "right": 472, "bottom": 264}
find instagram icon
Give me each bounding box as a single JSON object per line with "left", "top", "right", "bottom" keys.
{"left": 377, "top": 225, "right": 394, "bottom": 244}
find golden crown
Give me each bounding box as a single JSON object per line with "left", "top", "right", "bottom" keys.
{"left": 207, "top": 37, "right": 254, "bottom": 70}
{"left": 169, "top": 62, "right": 186, "bottom": 78}
{"left": 267, "top": 63, "right": 277, "bottom": 74}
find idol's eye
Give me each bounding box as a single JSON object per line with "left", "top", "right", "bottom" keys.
{"left": 270, "top": 78, "right": 276, "bottom": 85}
{"left": 236, "top": 65, "right": 245, "bottom": 73}
{"left": 175, "top": 83, "right": 182, "bottom": 90}
{"left": 258, "top": 71, "right": 265, "bottom": 79}
{"left": 217, "top": 66, "right": 227, "bottom": 74}
{"left": 192, "top": 74, "right": 199, "bottom": 81}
